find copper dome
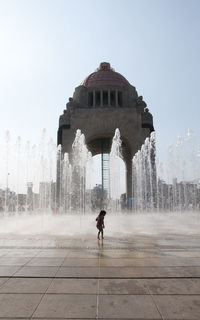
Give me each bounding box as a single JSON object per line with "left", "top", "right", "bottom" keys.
{"left": 82, "top": 62, "right": 129, "bottom": 87}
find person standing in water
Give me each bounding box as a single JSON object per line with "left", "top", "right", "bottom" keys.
{"left": 96, "top": 210, "right": 106, "bottom": 240}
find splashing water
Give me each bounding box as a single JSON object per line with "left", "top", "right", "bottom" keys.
{"left": 0, "top": 128, "right": 200, "bottom": 215}
{"left": 109, "top": 128, "right": 122, "bottom": 209}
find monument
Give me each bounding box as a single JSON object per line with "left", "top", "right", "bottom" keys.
{"left": 57, "top": 62, "right": 154, "bottom": 200}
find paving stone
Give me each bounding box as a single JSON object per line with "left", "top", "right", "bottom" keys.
{"left": 99, "top": 251, "right": 136, "bottom": 259}
{"left": 154, "top": 295, "right": 200, "bottom": 319}
{"left": 0, "top": 234, "right": 199, "bottom": 319}
{"left": 56, "top": 266, "right": 99, "bottom": 278}
{"left": 99, "top": 257, "right": 191, "bottom": 267}
{"left": 62, "top": 258, "right": 99, "bottom": 267}
{"left": 0, "top": 293, "right": 42, "bottom": 318}
{"left": 14, "top": 266, "right": 59, "bottom": 277}
{"left": 100, "top": 258, "right": 139, "bottom": 267}
{"left": 98, "top": 294, "right": 161, "bottom": 319}
{"left": 99, "top": 266, "right": 189, "bottom": 278}
{"left": 99, "top": 279, "right": 148, "bottom": 294}
{"left": 156, "top": 257, "right": 200, "bottom": 266}
{"left": 33, "top": 294, "right": 96, "bottom": 318}
{"left": 26, "top": 257, "right": 65, "bottom": 266}
{"left": 0, "top": 278, "right": 52, "bottom": 293}
{"left": 183, "top": 266, "right": 200, "bottom": 277}
{"left": 0, "top": 257, "right": 31, "bottom": 266}
{"left": 68, "top": 250, "right": 100, "bottom": 258}
{"left": 101, "top": 250, "right": 160, "bottom": 259}
{"left": 163, "top": 251, "right": 200, "bottom": 258}
{"left": 0, "top": 249, "right": 8, "bottom": 257}
{"left": 142, "top": 278, "right": 200, "bottom": 295}
{"left": 5, "top": 249, "right": 40, "bottom": 257}
{"left": 47, "top": 278, "right": 98, "bottom": 294}
{"left": 0, "top": 266, "right": 21, "bottom": 276}
{"left": 36, "top": 250, "right": 69, "bottom": 258}
{"left": 0, "top": 278, "right": 9, "bottom": 287}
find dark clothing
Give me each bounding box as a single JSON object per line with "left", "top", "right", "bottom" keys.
{"left": 96, "top": 215, "right": 104, "bottom": 230}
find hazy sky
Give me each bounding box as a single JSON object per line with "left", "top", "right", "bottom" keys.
{"left": 0, "top": 0, "right": 200, "bottom": 190}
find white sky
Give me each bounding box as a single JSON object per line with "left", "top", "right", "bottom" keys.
{"left": 0, "top": 0, "right": 200, "bottom": 192}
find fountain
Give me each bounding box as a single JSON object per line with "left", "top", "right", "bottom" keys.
{"left": 109, "top": 128, "right": 122, "bottom": 212}
{"left": 132, "top": 132, "right": 157, "bottom": 212}
{"left": 132, "top": 130, "right": 200, "bottom": 212}
{"left": 56, "top": 129, "right": 92, "bottom": 213}
{"left": 0, "top": 127, "right": 200, "bottom": 239}
{"left": 0, "top": 127, "right": 200, "bottom": 214}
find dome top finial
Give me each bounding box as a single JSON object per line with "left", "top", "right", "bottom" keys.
{"left": 98, "top": 62, "right": 111, "bottom": 71}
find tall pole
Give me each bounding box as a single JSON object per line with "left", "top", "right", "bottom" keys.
{"left": 6, "top": 173, "right": 10, "bottom": 212}
{"left": 101, "top": 139, "right": 104, "bottom": 208}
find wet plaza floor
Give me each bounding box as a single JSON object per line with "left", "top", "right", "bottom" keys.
{"left": 0, "top": 233, "right": 200, "bottom": 319}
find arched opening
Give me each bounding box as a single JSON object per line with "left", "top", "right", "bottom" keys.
{"left": 85, "top": 134, "right": 133, "bottom": 208}
{"left": 87, "top": 154, "right": 126, "bottom": 210}
{"left": 90, "top": 154, "right": 126, "bottom": 193}
{"left": 85, "top": 135, "right": 129, "bottom": 210}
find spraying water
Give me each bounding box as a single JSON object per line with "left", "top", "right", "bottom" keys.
{"left": 109, "top": 128, "right": 122, "bottom": 211}
{"left": 132, "top": 132, "right": 157, "bottom": 211}
{"left": 0, "top": 128, "right": 200, "bottom": 239}
{"left": 56, "top": 129, "right": 92, "bottom": 213}
{"left": 133, "top": 131, "right": 200, "bottom": 212}
{"left": 0, "top": 128, "right": 199, "bottom": 216}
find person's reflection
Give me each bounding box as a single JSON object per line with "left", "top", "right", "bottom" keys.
{"left": 98, "top": 237, "right": 104, "bottom": 258}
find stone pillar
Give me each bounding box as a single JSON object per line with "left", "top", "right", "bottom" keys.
{"left": 93, "top": 91, "right": 95, "bottom": 107}
{"left": 100, "top": 90, "right": 103, "bottom": 107}
{"left": 108, "top": 90, "right": 110, "bottom": 106}
{"left": 115, "top": 91, "right": 118, "bottom": 107}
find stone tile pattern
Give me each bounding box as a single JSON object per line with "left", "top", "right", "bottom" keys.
{"left": 0, "top": 234, "right": 200, "bottom": 319}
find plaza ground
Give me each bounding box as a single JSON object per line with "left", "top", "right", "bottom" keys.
{"left": 0, "top": 229, "right": 200, "bottom": 319}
